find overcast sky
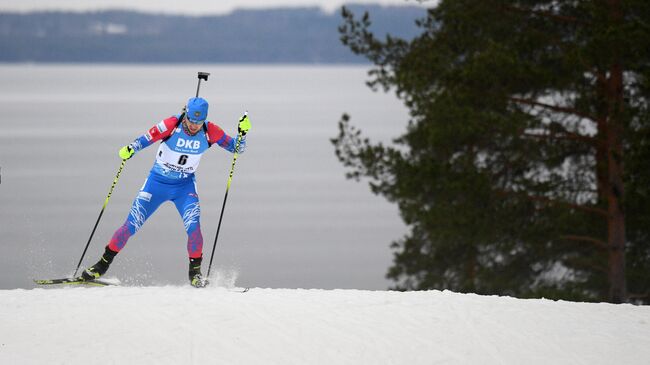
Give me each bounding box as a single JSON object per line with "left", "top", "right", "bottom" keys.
{"left": 0, "top": 0, "right": 430, "bottom": 15}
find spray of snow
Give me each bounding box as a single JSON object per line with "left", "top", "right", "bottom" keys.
{"left": 208, "top": 267, "right": 240, "bottom": 288}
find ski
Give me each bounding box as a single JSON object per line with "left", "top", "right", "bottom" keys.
{"left": 34, "top": 278, "right": 248, "bottom": 290}
{"left": 33, "top": 278, "right": 117, "bottom": 287}
{"left": 229, "top": 287, "right": 250, "bottom": 293}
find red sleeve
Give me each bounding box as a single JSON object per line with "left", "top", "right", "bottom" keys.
{"left": 145, "top": 116, "right": 179, "bottom": 143}
{"left": 206, "top": 122, "right": 231, "bottom": 146}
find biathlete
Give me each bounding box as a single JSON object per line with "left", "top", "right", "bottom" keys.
{"left": 81, "top": 97, "right": 251, "bottom": 287}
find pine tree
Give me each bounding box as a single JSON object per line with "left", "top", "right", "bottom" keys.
{"left": 333, "top": 0, "right": 650, "bottom": 303}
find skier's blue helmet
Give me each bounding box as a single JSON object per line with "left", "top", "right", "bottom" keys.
{"left": 187, "top": 97, "right": 208, "bottom": 124}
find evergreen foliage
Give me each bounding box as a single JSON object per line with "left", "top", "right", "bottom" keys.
{"left": 333, "top": 0, "right": 650, "bottom": 303}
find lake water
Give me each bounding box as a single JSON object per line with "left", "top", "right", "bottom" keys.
{"left": 0, "top": 64, "right": 408, "bottom": 289}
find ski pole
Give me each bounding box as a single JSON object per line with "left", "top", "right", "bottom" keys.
{"left": 207, "top": 112, "right": 247, "bottom": 277}
{"left": 73, "top": 159, "right": 127, "bottom": 277}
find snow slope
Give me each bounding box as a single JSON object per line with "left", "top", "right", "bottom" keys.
{"left": 1, "top": 287, "right": 649, "bottom": 364}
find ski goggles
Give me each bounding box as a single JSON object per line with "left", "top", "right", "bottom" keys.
{"left": 185, "top": 115, "right": 205, "bottom": 125}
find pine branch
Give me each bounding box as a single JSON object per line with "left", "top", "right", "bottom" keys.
{"left": 496, "top": 189, "right": 608, "bottom": 217}
{"left": 628, "top": 292, "right": 650, "bottom": 300}
{"left": 560, "top": 235, "right": 608, "bottom": 250}
{"left": 521, "top": 131, "right": 597, "bottom": 146}
{"left": 591, "top": 67, "right": 608, "bottom": 86}
{"left": 524, "top": 193, "right": 607, "bottom": 217}
{"left": 501, "top": 4, "right": 589, "bottom": 25}
{"left": 564, "top": 256, "right": 608, "bottom": 273}
{"left": 509, "top": 96, "right": 598, "bottom": 122}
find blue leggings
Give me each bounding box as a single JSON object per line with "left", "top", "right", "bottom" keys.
{"left": 107, "top": 172, "right": 203, "bottom": 258}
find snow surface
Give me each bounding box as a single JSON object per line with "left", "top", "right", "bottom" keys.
{"left": 1, "top": 286, "right": 649, "bottom": 364}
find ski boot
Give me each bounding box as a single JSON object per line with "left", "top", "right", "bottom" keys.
{"left": 81, "top": 246, "right": 118, "bottom": 281}
{"left": 189, "top": 256, "right": 208, "bottom": 288}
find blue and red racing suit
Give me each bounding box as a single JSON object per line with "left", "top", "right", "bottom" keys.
{"left": 106, "top": 115, "right": 246, "bottom": 259}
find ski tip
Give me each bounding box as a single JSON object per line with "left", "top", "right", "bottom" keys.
{"left": 33, "top": 279, "right": 55, "bottom": 285}
{"left": 227, "top": 287, "right": 250, "bottom": 293}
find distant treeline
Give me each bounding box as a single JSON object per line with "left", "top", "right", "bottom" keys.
{"left": 0, "top": 5, "right": 425, "bottom": 63}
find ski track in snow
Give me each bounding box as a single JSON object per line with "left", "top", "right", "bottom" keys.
{"left": 0, "top": 287, "right": 649, "bottom": 364}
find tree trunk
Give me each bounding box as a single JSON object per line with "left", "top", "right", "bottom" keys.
{"left": 605, "top": 0, "right": 626, "bottom": 303}
{"left": 463, "top": 248, "right": 477, "bottom": 293}
{"left": 606, "top": 64, "right": 626, "bottom": 303}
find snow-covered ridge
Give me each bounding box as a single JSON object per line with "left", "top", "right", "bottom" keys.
{"left": 1, "top": 287, "right": 648, "bottom": 364}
